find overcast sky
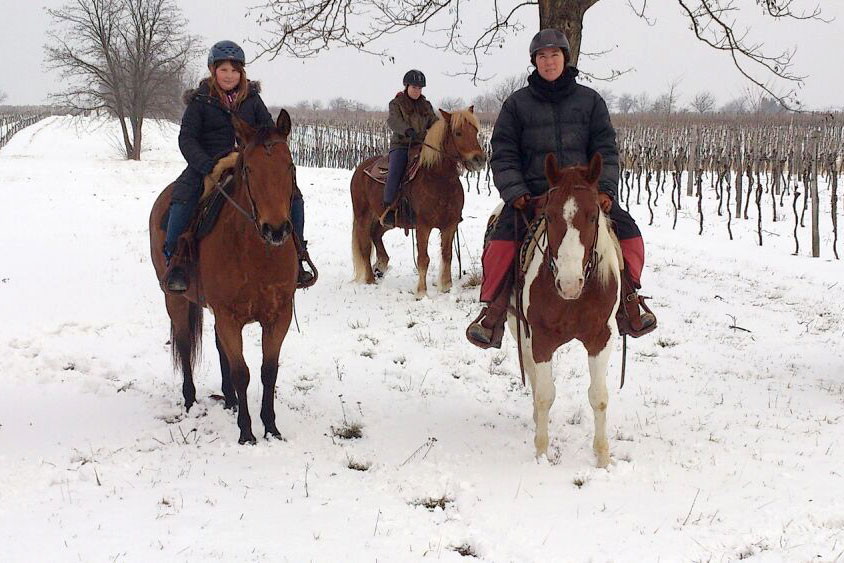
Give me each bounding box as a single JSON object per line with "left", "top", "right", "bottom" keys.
{"left": 1, "top": 0, "right": 841, "bottom": 111}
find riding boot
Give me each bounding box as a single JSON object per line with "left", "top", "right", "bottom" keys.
{"left": 466, "top": 274, "right": 514, "bottom": 349}
{"left": 162, "top": 239, "right": 190, "bottom": 294}
{"left": 616, "top": 269, "right": 657, "bottom": 337}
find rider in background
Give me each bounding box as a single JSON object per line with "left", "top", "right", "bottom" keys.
{"left": 465, "top": 29, "right": 657, "bottom": 349}
{"left": 381, "top": 69, "right": 438, "bottom": 228}
{"left": 163, "top": 40, "right": 315, "bottom": 292}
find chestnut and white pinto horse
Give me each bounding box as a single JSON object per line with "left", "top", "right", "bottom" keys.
{"left": 507, "top": 153, "right": 623, "bottom": 468}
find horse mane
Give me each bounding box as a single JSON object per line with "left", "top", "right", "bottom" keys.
{"left": 420, "top": 108, "right": 480, "bottom": 168}
{"left": 595, "top": 211, "right": 624, "bottom": 287}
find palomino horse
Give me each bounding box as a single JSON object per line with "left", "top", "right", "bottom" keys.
{"left": 350, "top": 108, "right": 486, "bottom": 298}
{"left": 149, "top": 111, "right": 298, "bottom": 444}
{"left": 508, "top": 153, "right": 623, "bottom": 468}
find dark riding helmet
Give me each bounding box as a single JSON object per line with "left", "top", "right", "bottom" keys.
{"left": 529, "top": 29, "right": 571, "bottom": 65}
{"left": 403, "top": 69, "right": 426, "bottom": 88}
{"left": 208, "top": 40, "right": 246, "bottom": 67}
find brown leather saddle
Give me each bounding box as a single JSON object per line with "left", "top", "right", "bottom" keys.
{"left": 364, "top": 146, "right": 423, "bottom": 185}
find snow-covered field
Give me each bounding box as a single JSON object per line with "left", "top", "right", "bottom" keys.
{"left": 1, "top": 116, "right": 842, "bottom": 562}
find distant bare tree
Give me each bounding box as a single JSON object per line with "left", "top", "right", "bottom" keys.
{"left": 493, "top": 74, "right": 528, "bottom": 107}
{"left": 310, "top": 99, "right": 323, "bottom": 112}
{"left": 691, "top": 91, "right": 716, "bottom": 113}
{"left": 470, "top": 92, "right": 499, "bottom": 114}
{"left": 652, "top": 79, "right": 683, "bottom": 116}
{"left": 251, "top": 0, "right": 825, "bottom": 109}
{"left": 45, "top": 0, "right": 199, "bottom": 160}
{"left": 617, "top": 93, "right": 635, "bottom": 114}
{"left": 720, "top": 97, "right": 748, "bottom": 114}
{"left": 0, "top": 90, "right": 7, "bottom": 104}
{"left": 595, "top": 89, "right": 617, "bottom": 112}
{"left": 438, "top": 96, "right": 466, "bottom": 110}
{"left": 633, "top": 92, "right": 652, "bottom": 113}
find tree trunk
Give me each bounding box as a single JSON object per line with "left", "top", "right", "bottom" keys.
{"left": 539, "top": 0, "right": 598, "bottom": 66}
{"left": 130, "top": 115, "right": 143, "bottom": 161}
{"left": 117, "top": 114, "right": 134, "bottom": 160}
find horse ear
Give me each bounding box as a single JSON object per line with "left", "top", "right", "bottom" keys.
{"left": 468, "top": 105, "right": 475, "bottom": 113}
{"left": 586, "top": 152, "right": 603, "bottom": 185}
{"left": 439, "top": 109, "right": 452, "bottom": 122}
{"left": 232, "top": 115, "right": 255, "bottom": 146}
{"left": 544, "top": 153, "right": 560, "bottom": 183}
{"left": 276, "top": 108, "right": 292, "bottom": 138}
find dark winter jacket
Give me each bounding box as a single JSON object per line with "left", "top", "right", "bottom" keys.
{"left": 386, "top": 92, "right": 439, "bottom": 151}
{"left": 178, "top": 79, "right": 274, "bottom": 176}
{"left": 490, "top": 67, "right": 619, "bottom": 205}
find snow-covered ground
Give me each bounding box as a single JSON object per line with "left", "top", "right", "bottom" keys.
{"left": 1, "top": 116, "right": 842, "bottom": 562}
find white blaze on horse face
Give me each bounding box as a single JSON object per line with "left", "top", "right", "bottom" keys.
{"left": 554, "top": 197, "right": 586, "bottom": 299}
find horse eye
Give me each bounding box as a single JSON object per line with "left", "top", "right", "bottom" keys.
{"left": 455, "top": 131, "right": 462, "bottom": 137}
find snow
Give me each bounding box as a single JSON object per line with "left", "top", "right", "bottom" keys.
{"left": 1, "top": 116, "right": 842, "bottom": 562}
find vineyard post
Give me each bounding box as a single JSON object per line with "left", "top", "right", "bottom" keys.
{"left": 735, "top": 131, "right": 744, "bottom": 219}
{"left": 687, "top": 127, "right": 697, "bottom": 197}
{"left": 810, "top": 130, "right": 820, "bottom": 257}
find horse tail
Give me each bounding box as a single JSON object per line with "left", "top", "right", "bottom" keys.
{"left": 351, "top": 211, "right": 371, "bottom": 282}
{"left": 170, "top": 301, "right": 204, "bottom": 374}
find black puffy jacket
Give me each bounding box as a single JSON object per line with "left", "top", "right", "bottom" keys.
{"left": 179, "top": 79, "right": 274, "bottom": 176}
{"left": 490, "top": 67, "right": 619, "bottom": 205}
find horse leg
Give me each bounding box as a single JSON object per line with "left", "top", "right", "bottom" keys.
{"left": 507, "top": 312, "right": 556, "bottom": 459}
{"left": 370, "top": 221, "right": 390, "bottom": 277}
{"left": 415, "top": 225, "right": 431, "bottom": 299}
{"left": 215, "top": 329, "right": 236, "bottom": 410}
{"left": 214, "top": 315, "right": 255, "bottom": 444}
{"left": 351, "top": 213, "right": 376, "bottom": 284}
{"left": 259, "top": 312, "right": 292, "bottom": 440}
{"left": 438, "top": 224, "right": 457, "bottom": 293}
{"left": 586, "top": 339, "right": 613, "bottom": 468}
{"left": 165, "top": 295, "right": 203, "bottom": 411}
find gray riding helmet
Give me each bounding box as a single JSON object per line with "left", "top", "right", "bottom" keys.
{"left": 529, "top": 29, "right": 571, "bottom": 64}
{"left": 208, "top": 40, "right": 246, "bottom": 67}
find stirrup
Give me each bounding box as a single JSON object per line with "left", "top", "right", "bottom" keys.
{"left": 379, "top": 207, "right": 396, "bottom": 229}
{"left": 465, "top": 311, "right": 505, "bottom": 350}
{"left": 296, "top": 251, "right": 318, "bottom": 289}
{"left": 616, "top": 294, "right": 657, "bottom": 338}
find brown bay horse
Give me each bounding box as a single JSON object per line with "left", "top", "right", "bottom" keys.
{"left": 508, "top": 153, "right": 623, "bottom": 467}
{"left": 350, "top": 108, "right": 486, "bottom": 298}
{"left": 148, "top": 111, "right": 298, "bottom": 444}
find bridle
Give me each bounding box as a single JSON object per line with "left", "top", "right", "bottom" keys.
{"left": 214, "top": 138, "right": 295, "bottom": 238}
{"left": 535, "top": 186, "right": 601, "bottom": 285}
{"left": 416, "top": 119, "right": 481, "bottom": 169}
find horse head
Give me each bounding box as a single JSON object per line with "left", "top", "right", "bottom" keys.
{"left": 232, "top": 110, "right": 295, "bottom": 246}
{"left": 438, "top": 107, "right": 487, "bottom": 172}
{"left": 536, "top": 152, "right": 603, "bottom": 300}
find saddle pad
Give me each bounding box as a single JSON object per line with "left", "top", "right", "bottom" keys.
{"left": 160, "top": 173, "right": 235, "bottom": 241}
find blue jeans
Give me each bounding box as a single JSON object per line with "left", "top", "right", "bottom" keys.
{"left": 384, "top": 148, "right": 408, "bottom": 205}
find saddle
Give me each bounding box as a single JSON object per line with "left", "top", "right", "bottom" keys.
{"left": 363, "top": 145, "right": 423, "bottom": 185}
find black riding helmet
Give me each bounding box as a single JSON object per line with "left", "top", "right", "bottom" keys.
{"left": 403, "top": 69, "right": 426, "bottom": 88}
{"left": 208, "top": 40, "right": 246, "bottom": 67}
{"left": 529, "top": 29, "right": 571, "bottom": 65}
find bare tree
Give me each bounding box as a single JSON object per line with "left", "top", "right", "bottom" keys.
{"left": 438, "top": 96, "right": 466, "bottom": 110}
{"left": 691, "top": 91, "right": 716, "bottom": 113}
{"left": 45, "top": 0, "right": 199, "bottom": 160}
{"left": 720, "top": 97, "right": 748, "bottom": 114}
{"left": 0, "top": 90, "right": 7, "bottom": 105}
{"left": 652, "top": 79, "right": 683, "bottom": 115}
{"left": 617, "top": 93, "right": 635, "bottom": 114}
{"left": 594, "top": 88, "right": 617, "bottom": 112}
{"left": 633, "top": 91, "right": 652, "bottom": 113}
{"left": 470, "top": 92, "right": 499, "bottom": 114}
{"left": 250, "top": 0, "right": 825, "bottom": 109}
{"left": 493, "top": 74, "right": 529, "bottom": 107}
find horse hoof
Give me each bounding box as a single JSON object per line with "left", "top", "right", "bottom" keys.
{"left": 374, "top": 268, "right": 384, "bottom": 279}
{"left": 224, "top": 402, "right": 238, "bottom": 412}
{"left": 415, "top": 291, "right": 426, "bottom": 300}
{"left": 238, "top": 435, "right": 257, "bottom": 445}
{"left": 264, "top": 430, "right": 286, "bottom": 441}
